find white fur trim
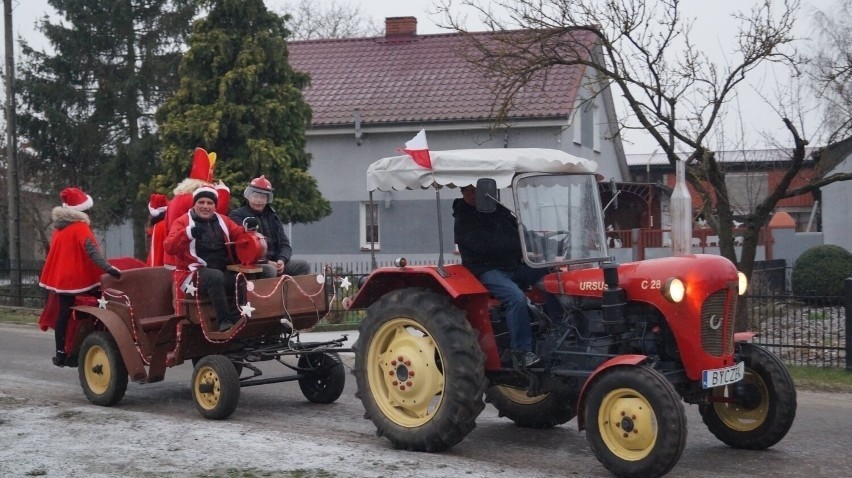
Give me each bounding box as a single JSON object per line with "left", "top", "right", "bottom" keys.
{"left": 148, "top": 204, "right": 168, "bottom": 216}
{"left": 63, "top": 194, "right": 93, "bottom": 212}
{"left": 51, "top": 206, "right": 90, "bottom": 224}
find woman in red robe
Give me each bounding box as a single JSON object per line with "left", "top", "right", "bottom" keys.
{"left": 38, "top": 187, "right": 122, "bottom": 367}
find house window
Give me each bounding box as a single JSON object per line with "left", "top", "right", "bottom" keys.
{"left": 360, "top": 202, "right": 380, "bottom": 249}
{"left": 581, "top": 101, "right": 597, "bottom": 149}
{"left": 573, "top": 106, "right": 582, "bottom": 145}
{"left": 592, "top": 104, "right": 601, "bottom": 152}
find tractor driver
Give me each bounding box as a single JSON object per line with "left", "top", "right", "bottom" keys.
{"left": 453, "top": 184, "right": 558, "bottom": 369}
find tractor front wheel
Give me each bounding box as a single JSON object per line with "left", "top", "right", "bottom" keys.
{"left": 584, "top": 366, "right": 686, "bottom": 478}
{"left": 699, "top": 343, "right": 797, "bottom": 449}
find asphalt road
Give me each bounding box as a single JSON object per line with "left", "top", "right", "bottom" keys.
{"left": 1, "top": 323, "right": 851, "bottom": 477}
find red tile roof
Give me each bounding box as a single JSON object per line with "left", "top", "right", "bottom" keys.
{"left": 287, "top": 29, "right": 594, "bottom": 127}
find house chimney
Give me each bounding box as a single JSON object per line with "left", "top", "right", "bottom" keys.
{"left": 385, "top": 17, "right": 417, "bottom": 39}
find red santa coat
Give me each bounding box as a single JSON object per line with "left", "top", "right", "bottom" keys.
{"left": 163, "top": 210, "right": 248, "bottom": 297}
{"left": 163, "top": 183, "right": 230, "bottom": 267}
{"left": 39, "top": 218, "right": 108, "bottom": 294}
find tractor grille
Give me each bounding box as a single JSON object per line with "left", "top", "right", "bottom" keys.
{"left": 700, "top": 289, "right": 737, "bottom": 356}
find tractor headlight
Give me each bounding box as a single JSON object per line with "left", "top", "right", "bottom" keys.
{"left": 662, "top": 277, "right": 685, "bottom": 303}
{"left": 737, "top": 272, "right": 748, "bottom": 295}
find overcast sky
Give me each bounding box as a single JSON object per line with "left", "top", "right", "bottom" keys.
{"left": 1, "top": 0, "right": 838, "bottom": 154}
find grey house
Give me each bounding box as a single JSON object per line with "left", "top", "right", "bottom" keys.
{"left": 286, "top": 17, "right": 629, "bottom": 267}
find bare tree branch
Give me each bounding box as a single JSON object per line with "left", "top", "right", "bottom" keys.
{"left": 436, "top": 0, "right": 852, "bottom": 282}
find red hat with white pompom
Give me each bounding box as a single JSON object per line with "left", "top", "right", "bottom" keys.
{"left": 60, "top": 187, "right": 94, "bottom": 212}
{"left": 148, "top": 193, "right": 169, "bottom": 217}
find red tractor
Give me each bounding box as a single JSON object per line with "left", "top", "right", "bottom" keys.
{"left": 348, "top": 148, "right": 796, "bottom": 478}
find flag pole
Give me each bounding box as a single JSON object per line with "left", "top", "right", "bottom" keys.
{"left": 434, "top": 184, "right": 448, "bottom": 277}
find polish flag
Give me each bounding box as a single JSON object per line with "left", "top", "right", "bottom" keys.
{"left": 403, "top": 129, "right": 431, "bottom": 169}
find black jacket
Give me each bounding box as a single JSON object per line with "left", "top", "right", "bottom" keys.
{"left": 190, "top": 211, "right": 229, "bottom": 271}
{"left": 452, "top": 198, "right": 523, "bottom": 276}
{"left": 229, "top": 204, "right": 294, "bottom": 264}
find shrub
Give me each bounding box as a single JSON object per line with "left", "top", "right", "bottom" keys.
{"left": 791, "top": 245, "right": 852, "bottom": 298}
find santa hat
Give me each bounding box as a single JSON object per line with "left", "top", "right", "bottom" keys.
{"left": 188, "top": 147, "right": 217, "bottom": 183}
{"left": 148, "top": 193, "right": 169, "bottom": 217}
{"left": 60, "top": 187, "right": 94, "bottom": 212}
{"left": 193, "top": 186, "right": 218, "bottom": 205}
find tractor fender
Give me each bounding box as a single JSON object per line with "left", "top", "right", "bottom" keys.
{"left": 575, "top": 354, "right": 649, "bottom": 430}
{"left": 347, "top": 264, "right": 488, "bottom": 310}
{"left": 347, "top": 265, "right": 503, "bottom": 368}
{"left": 73, "top": 306, "right": 148, "bottom": 382}
{"left": 734, "top": 331, "right": 758, "bottom": 342}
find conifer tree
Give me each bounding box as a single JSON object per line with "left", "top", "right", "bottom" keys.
{"left": 17, "top": 0, "right": 198, "bottom": 256}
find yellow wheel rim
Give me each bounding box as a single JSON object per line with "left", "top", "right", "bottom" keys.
{"left": 83, "top": 345, "right": 111, "bottom": 395}
{"left": 194, "top": 365, "right": 222, "bottom": 411}
{"left": 366, "top": 317, "right": 445, "bottom": 427}
{"left": 495, "top": 385, "right": 548, "bottom": 405}
{"left": 711, "top": 369, "right": 769, "bottom": 431}
{"left": 598, "top": 388, "right": 657, "bottom": 461}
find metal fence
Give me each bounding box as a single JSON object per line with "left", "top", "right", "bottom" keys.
{"left": 747, "top": 292, "right": 848, "bottom": 368}
{"left": 0, "top": 260, "right": 49, "bottom": 308}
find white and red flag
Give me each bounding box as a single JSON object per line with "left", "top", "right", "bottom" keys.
{"left": 402, "top": 129, "right": 431, "bottom": 169}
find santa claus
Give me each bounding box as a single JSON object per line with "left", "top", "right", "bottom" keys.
{"left": 163, "top": 147, "right": 230, "bottom": 267}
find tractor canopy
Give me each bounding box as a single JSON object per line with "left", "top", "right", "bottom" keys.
{"left": 366, "top": 148, "right": 599, "bottom": 191}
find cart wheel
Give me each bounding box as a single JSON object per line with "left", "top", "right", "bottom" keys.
{"left": 297, "top": 352, "right": 346, "bottom": 404}
{"left": 78, "top": 331, "right": 128, "bottom": 407}
{"left": 192, "top": 355, "right": 240, "bottom": 420}
{"left": 192, "top": 356, "right": 243, "bottom": 377}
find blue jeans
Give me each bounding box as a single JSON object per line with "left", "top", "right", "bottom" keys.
{"left": 478, "top": 265, "right": 551, "bottom": 352}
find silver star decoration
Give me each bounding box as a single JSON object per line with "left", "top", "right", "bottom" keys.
{"left": 184, "top": 282, "right": 197, "bottom": 296}
{"left": 97, "top": 297, "right": 109, "bottom": 309}
{"left": 339, "top": 277, "right": 352, "bottom": 290}
{"left": 240, "top": 302, "right": 256, "bottom": 318}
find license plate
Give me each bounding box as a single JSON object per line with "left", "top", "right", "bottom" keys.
{"left": 701, "top": 361, "right": 745, "bottom": 389}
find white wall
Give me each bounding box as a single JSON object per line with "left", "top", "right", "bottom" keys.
{"left": 822, "top": 154, "right": 852, "bottom": 253}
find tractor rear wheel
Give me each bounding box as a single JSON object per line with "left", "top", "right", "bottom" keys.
{"left": 353, "top": 288, "right": 486, "bottom": 452}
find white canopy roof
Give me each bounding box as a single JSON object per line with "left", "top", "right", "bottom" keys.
{"left": 366, "top": 148, "right": 599, "bottom": 191}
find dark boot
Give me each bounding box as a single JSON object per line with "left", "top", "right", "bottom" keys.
{"left": 52, "top": 351, "right": 67, "bottom": 367}
{"left": 511, "top": 350, "right": 542, "bottom": 369}
{"left": 64, "top": 355, "right": 78, "bottom": 368}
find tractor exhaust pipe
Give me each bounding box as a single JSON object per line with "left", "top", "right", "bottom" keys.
{"left": 601, "top": 262, "right": 626, "bottom": 334}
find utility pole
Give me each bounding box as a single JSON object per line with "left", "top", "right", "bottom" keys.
{"left": 4, "top": 0, "right": 21, "bottom": 305}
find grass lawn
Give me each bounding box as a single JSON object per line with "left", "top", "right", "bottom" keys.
{"left": 787, "top": 366, "right": 852, "bottom": 393}
{"left": 0, "top": 306, "right": 41, "bottom": 325}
